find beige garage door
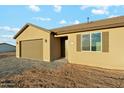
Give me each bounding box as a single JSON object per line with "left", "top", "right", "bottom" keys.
{"left": 20, "top": 39, "right": 43, "bottom": 60}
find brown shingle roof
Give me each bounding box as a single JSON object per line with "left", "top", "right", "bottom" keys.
{"left": 14, "top": 16, "right": 124, "bottom": 39}
{"left": 51, "top": 16, "right": 124, "bottom": 35}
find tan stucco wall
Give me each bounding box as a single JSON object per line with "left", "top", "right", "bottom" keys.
{"left": 50, "top": 34, "right": 61, "bottom": 61}
{"left": 16, "top": 25, "right": 50, "bottom": 61}
{"left": 15, "top": 24, "right": 124, "bottom": 69}
{"left": 60, "top": 27, "right": 124, "bottom": 70}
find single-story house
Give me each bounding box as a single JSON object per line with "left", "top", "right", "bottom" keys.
{"left": 0, "top": 43, "right": 15, "bottom": 52}
{"left": 14, "top": 16, "right": 124, "bottom": 69}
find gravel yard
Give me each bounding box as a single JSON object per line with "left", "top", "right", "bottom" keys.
{"left": 0, "top": 56, "right": 66, "bottom": 78}
{"left": 1, "top": 52, "right": 124, "bottom": 88}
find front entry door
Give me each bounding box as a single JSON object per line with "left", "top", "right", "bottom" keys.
{"left": 61, "top": 37, "right": 68, "bottom": 58}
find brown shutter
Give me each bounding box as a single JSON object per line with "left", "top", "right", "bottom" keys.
{"left": 102, "top": 32, "right": 109, "bottom": 52}
{"left": 76, "top": 34, "right": 81, "bottom": 52}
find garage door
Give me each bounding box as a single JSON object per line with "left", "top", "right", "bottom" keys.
{"left": 20, "top": 39, "right": 43, "bottom": 60}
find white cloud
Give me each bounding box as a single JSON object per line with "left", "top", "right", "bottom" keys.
{"left": 0, "top": 26, "right": 19, "bottom": 44}
{"left": 108, "top": 15, "right": 119, "bottom": 18}
{"left": 59, "top": 20, "right": 67, "bottom": 24}
{"left": 80, "top": 5, "right": 92, "bottom": 10}
{"left": 33, "top": 17, "right": 52, "bottom": 21}
{"left": 0, "top": 38, "right": 14, "bottom": 44}
{"left": 0, "top": 26, "right": 20, "bottom": 32}
{"left": 53, "top": 5, "right": 62, "bottom": 12}
{"left": 91, "top": 6, "right": 109, "bottom": 15}
{"left": 1, "top": 35, "right": 13, "bottom": 39}
{"left": 0, "top": 40, "right": 4, "bottom": 43}
{"left": 73, "top": 20, "right": 80, "bottom": 24}
{"left": 80, "top": 6, "right": 110, "bottom": 15}
{"left": 29, "top": 5, "right": 40, "bottom": 12}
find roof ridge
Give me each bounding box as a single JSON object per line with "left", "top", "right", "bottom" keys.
{"left": 51, "top": 16, "right": 124, "bottom": 34}
{"left": 51, "top": 16, "right": 123, "bottom": 31}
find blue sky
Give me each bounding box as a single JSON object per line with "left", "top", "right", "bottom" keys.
{"left": 0, "top": 5, "right": 124, "bottom": 45}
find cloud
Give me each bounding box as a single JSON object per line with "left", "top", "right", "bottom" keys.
{"left": 1, "top": 35, "right": 13, "bottom": 39}
{"left": 0, "top": 26, "right": 20, "bottom": 44}
{"left": 73, "top": 20, "right": 80, "bottom": 24}
{"left": 80, "top": 6, "right": 110, "bottom": 15}
{"left": 0, "top": 40, "right": 4, "bottom": 43}
{"left": 33, "top": 17, "right": 52, "bottom": 21}
{"left": 59, "top": 20, "right": 67, "bottom": 24}
{"left": 0, "top": 34, "right": 15, "bottom": 45}
{"left": 29, "top": 5, "right": 40, "bottom": 12}
{"left": 53, "top": 5, "right": 62, "bottom": 12}
{"left": 108, "top": 15, "right": 119, "bottom": 18}
{"left": 0, "top": 26, "right": 20, "bottom": 32}
{"left": 80, "top": 5, "right": 92, "bottom": 10}
{"left": 0, "top": 37, "right": 14, "bottom": 44}
{"left": 91, "top": 6, "right": 109, "bottom": 15}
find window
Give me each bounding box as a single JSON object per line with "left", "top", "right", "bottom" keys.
{"left": 82, "top": 32, "right": 101, "bottom": 52}
{"left": 91, "top": 33, "right": 101, "bottom": 51}
{"left": 82, "top": 34, "right": 90, "bottom": 51}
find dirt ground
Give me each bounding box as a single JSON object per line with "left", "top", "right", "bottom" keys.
{"left": 0, "top": 52, "right": 15, "bottom": 59}
{"left": 0, "top": 52, "right": 124, "bottom": 88}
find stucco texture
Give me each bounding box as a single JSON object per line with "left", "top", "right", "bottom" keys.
{"left": 15, "top": 23, "right": 124, "bottom": 69}
{"left": 16, "top": 25, "right": 50, "bottom": 61}
{"left": 65, "top": 27, "right": 124, "bottom": 69}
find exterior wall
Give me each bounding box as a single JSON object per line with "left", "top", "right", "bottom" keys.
{"left": 50, "top": 34, "right": 61, "bottom": 61}
{"left": 61, "top": 27, "right": 124, "bottom": 70}
{"left": 15, "top": 24, "right": 124, "bottom": 69}
{"left": 0, "top": 44, "right": 15, "bottom": 52}
{"left": 16, "top": 26, "right": 50, "bottom": 61}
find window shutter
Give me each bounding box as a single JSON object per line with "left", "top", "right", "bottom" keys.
{"left": 102, "top": 32, "right": 109, "bottom": 52}
{"left": 76, "top": 34, "right": 81, "bottom": 52}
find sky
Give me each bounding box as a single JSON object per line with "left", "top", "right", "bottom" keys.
{"left": 0, "top": 5, "right": 124, "bottom": 45}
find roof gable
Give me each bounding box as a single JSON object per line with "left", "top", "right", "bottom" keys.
{"left": 13, "top": 23, "right": 51, "bottom": 39}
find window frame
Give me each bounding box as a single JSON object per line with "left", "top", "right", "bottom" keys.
{"left": 81, "top": 32, "right": 102, "bottom": 52}
{"left": 81, "top": 33, "right": 91, "bottom": 51}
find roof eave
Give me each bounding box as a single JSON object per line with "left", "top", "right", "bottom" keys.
{"left": 53, "top": 22, "right": 124, "bottom": 35}
{"left": 13, "top": 24, "right": 29, "bottom": 39}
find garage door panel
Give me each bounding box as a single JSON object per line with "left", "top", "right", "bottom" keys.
{"left": 21, "top": 39, "right": 43, "bottom": 60}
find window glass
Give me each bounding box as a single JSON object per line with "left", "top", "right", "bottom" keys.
{"left": 82, "top": 34, "right": 90, "bottom": 51}
{"left": 91, "top": 33, "right": 101, "bottom": 51}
